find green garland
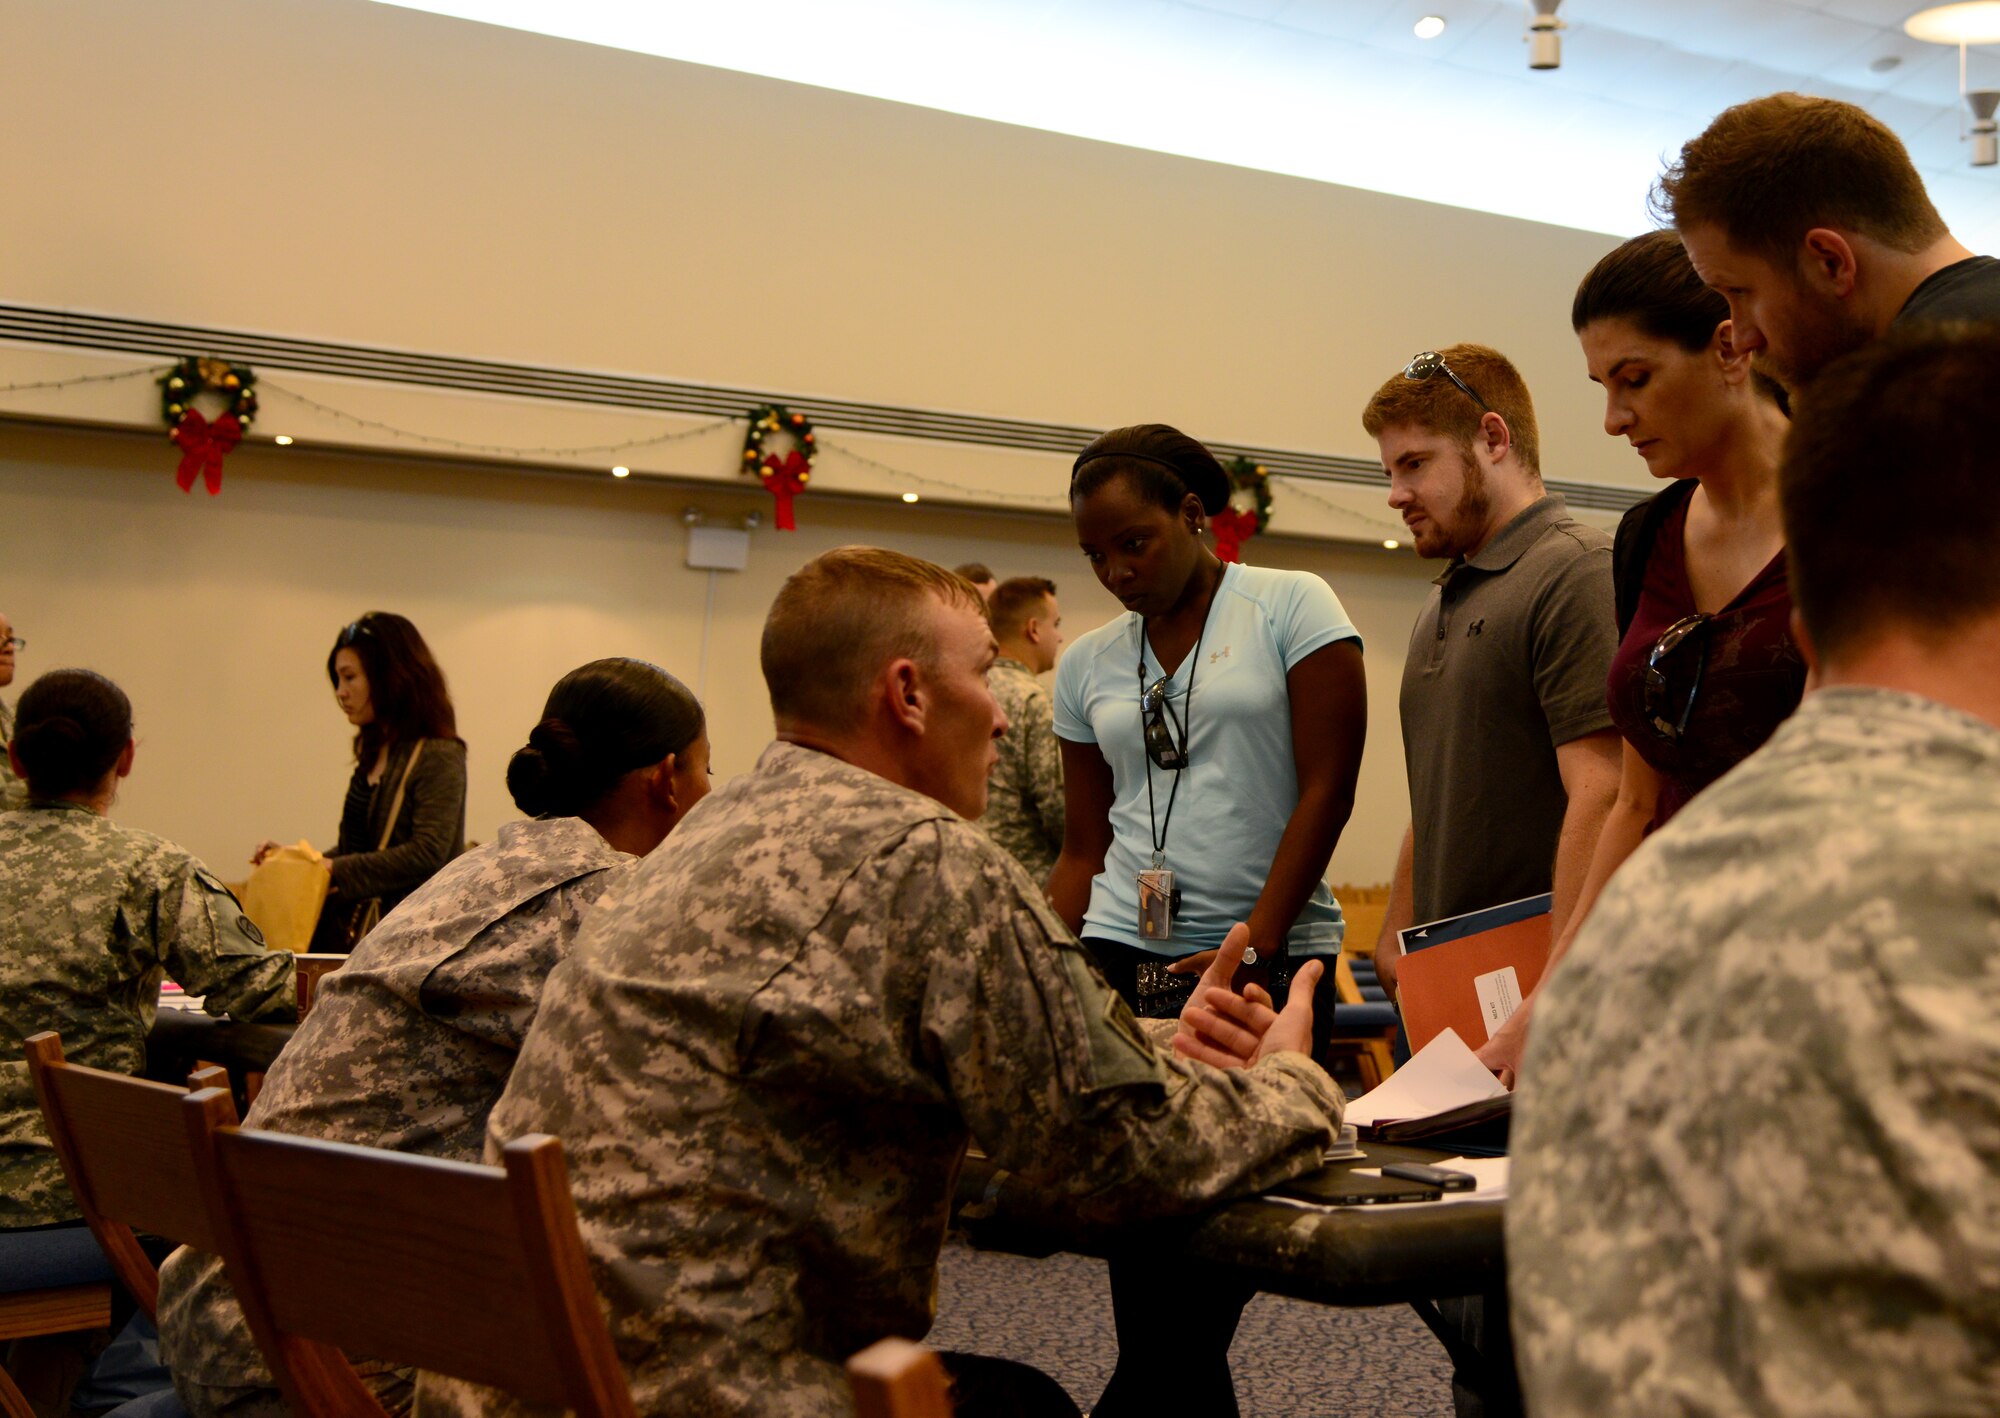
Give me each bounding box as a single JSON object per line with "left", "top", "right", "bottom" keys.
{"left": 739, "top": 403, "right": 815, "bottom": 474}
{"left": 160, "top": 356, "right": 257, "bottom": 431}
{"left": 1221, "top": 456, "right": 1273, "bottom": 534}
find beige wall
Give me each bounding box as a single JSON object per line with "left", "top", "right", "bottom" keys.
{"left": 1, "top": 422, "right": 1435, "bottom": 885}
{"left": 1, "top": 0, "right": 1637, "bottom": 511}
{"left": 0, "top": 0, "right": 1651, "bottom": 896}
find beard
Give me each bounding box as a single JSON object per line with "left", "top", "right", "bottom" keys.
{"left": 1757, "top": 287, "right": 1873, "bottom": 392}
{"left": 1408, "top": 451, "right": 1494, "bottom": 560}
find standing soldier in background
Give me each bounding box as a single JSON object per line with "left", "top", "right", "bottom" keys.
{"left": 980, "top": 576, "right": 1066, "bottom": 881}
{"left": 0, "top": 611, "right": 25, "bottom": 810}
{"left": 953, "top": 562, "right": 997, "bottom": 606}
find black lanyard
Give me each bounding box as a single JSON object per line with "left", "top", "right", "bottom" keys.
{"left": 1139, "top": 616, "right": 1205, "bottom": 864}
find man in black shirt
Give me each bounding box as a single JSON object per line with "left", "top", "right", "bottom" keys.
{"left": 1656, "top": 92, "right": 2000, "bottom": 390}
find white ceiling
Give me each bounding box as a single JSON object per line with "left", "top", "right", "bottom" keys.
{"left": 377, "top": 0, "right": 2000, "bottom": 248}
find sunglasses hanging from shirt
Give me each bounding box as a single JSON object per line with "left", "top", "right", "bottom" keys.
{"left": 1137, "top": 615, "right": 1245, "bottom": 955}
{"left": 1644, "top": 612, "right": 1712, "bottom": 742}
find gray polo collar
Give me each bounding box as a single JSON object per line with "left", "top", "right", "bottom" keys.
{"left": 1435, "top": 493, "right": 1570, "bottom": 583}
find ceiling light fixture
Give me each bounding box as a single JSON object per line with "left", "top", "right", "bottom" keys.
{"left": 272, "top": 434, "right": 294, "bottom": 446}
{"left": 1906, "top": 2, "right": 2000, "bottom": 44}
{"left": 901, "top": 492, "right": 920, "bottom": 503}
{"left": 1904, "top": 4, "right": 2000, "bottom": 165}
{"left": 1383, "top": 538, "right": 1401, "bottom": 550}
{"left": 1971, "top": 89, "right": 2000, "bottom": 165}
{"left": 1526, "top": 0, "right": 1564, "bottom": 70}
{"left": 611, "top": 465, "right": 630, "bottom": 477}
{"left": 1414, "top": 15, "right": 1446, "bottom": 40}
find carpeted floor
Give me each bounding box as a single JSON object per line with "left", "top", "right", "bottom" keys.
{"left": 930, "top": 1237, "right": 1457, "bottom": 1416}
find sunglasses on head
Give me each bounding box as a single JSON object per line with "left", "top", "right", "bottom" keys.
{"left": 1143, "top": 676, "right": 1189, "bottom": 772}
{"left": 1404, "top": 350, "right": 1491, "bottom": 413}
{"left": 1643, "top": 613, "right": 1712, "bottom": 742}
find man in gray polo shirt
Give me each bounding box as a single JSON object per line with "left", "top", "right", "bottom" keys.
{"left": 1361, "top": 342, "right": 1621, "bottom": 1417}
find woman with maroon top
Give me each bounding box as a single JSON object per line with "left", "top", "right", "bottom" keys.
{"left": 1481, "top": 230, "right": 1804, "bottom": 1085}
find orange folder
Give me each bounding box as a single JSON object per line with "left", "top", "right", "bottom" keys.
{"left": 1397, "top": 909, "right": 1551, "bottom": 1053}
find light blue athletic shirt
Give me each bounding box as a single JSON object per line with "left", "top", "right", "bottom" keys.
{"left": 1052, "top": 561, "right": 1362, "bottom": 959}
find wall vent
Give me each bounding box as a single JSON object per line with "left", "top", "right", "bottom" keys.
{"left": 0, "top": 302, "right": 1644, "bottom": 512}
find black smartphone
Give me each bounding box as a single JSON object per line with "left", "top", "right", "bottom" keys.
{"left": 1381, "top": 1162, "right": 1477, "bottom": 1192}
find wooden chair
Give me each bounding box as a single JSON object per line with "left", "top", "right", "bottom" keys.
{"left": 846, "top": 1337, "right": 952, "bottom": 1418}
{"left": 181, "top": 1098, "right": 636, "bottom": 1418}
{"left": 1326, "top": 954, "right": 1398, "bottom": 1089}
{"left": 24, "top": 1033, "right": 236, "bottom": 1319}
{"left": 1, "top": 1034, "right": 236, "bottom": 1418}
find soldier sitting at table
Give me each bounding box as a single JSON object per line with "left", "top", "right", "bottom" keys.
{"left": 417, "top": 547, "right": 1343, "bottom": 1418}
{"left": 157, "top": 658, "right": 712, "bottom": 1418}
{"left": 0, "top": 669, "right": 294, "bottom": 1412}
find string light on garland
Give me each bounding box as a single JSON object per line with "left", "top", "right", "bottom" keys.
{"left": 741, "top": 403, "right": 814, "bottom": 530}
{"left": 160, "top": 356, "right": 257, "bottom": 495}
{"left": 1211, "top": 456, "right": 1274, "bottom": 563}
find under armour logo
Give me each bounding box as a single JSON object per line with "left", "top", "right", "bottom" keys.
{"left": 1209, "top": 646, "right": 1232, "bottom": 663}
{"left": 1466, "top": 620, "right": 1485, "bottom": 637}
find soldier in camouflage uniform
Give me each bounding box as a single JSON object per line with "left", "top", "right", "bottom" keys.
{"left": 0, "top": 670, "right": 295, "bottom": 1230}
{"left": 417, "top": 548, "right": 1339, "bottom": 1418}
{"left": 978, "top": 576, "right": 1066, "bottom": 881}
{"left": 0, "top": 610, "right": 27, "bottom": 812}
{"left": 156, "top": 658, "right": 710, "bottom": 1418}
{"left": 1511, "top": 328, "right": 2000, "bottom": 1417}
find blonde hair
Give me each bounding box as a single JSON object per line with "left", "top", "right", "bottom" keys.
{"left": 761, "top": 547, "right": 985, "bottom": 732}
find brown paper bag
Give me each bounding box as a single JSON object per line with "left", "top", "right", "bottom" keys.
{"left": 239, "top": 841, "right": 333, "bottom": 954}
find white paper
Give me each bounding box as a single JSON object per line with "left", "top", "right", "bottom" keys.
{"left": 1473, "top": 965, "right": 1521, "bottom": 1038}
{"left": 1340, "top": 1027, "right": 1507, "bottom": 1128}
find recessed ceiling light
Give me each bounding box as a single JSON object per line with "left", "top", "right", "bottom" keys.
{"left": 901, "top": 492, "right": 920, "bottom": 503}
{"left": 1382, "top": 538, "right": 1401, "bottom": 550}
{"left": 1413, "top": 15, "right": 1446, "bottom": 39}
{"left": 611, "top": 465, "right": 630, "bottom": 477}
{"left": 273, "top": 434, "right": 294, "bottom": 446}
{"left": 1905, "top": 2, "right": 2000, "bottom": 45}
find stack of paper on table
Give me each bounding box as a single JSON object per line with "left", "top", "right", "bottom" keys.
{"left": 1343, "top": 1028, "right": 1510, "bottom": 1141}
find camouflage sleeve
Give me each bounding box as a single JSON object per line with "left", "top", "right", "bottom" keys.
{"left": 1022, "top": 686, "right": 1067, "bottom": 856}
{"left": 159, "top": 859, "right": 297, "bottom": 1022}
{"left": 913, "top": 824, "right": 1339, "bottom": 1225}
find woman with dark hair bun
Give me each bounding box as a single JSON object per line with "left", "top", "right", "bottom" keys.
{"left": 1479, "top": 229, "right": 1806, "bottom": 1084}
{"left": 253, "top": 612, "right": 467, "bottom": 950}
{"left": 160, "top": 658, "right": 709, "bottom": 1418}
{"left": 0, "top": 670, "right": 295, "bottom": 1233}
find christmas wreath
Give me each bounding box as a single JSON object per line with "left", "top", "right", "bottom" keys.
{"left": 161, "top": 356, "right": 257, "bottom": 495}
{"left": 1212, "top": 456, "right": 1273, "bottom": 563}
{"left": 740, "top": 404, "right": 815, "bottom": 531}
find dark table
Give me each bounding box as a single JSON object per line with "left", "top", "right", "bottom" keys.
{"left": 952, "top": 1140, "right": 1505, "bottom": 1307}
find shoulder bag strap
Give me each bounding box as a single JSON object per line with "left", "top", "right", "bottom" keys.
{"left": 374, "top": 739, "right": 426, "bottom": 851}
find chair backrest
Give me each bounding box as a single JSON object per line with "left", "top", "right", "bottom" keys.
{"left": 23, "top": 1032, "right": 239, "bottom": 1318}
{"left": 847, "top": 1337, "right": 952, "bottom": 1418}
{"left": 181, "top": 1099, "right": 635, "bottom": 1418}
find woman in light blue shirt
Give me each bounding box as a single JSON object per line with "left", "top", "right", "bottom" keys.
{"left": 1050, "top": 422, "right": 1367, "bottom": 1418}
{"left": 1050, "top": 423, "right": 1367, "bottom": 1016}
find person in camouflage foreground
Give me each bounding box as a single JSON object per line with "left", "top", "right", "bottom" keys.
{"left": 418, "top": 546, "right": 1341, "bottom": 1418}
{"left": 156, "top": 659, "right": 713, "bottom": 1418}
{"left": 1511, "top": 325, "right": 2000, "bottom": 1416}
{"left": 0, "top": 669, "right": 295, "bottom": 1232}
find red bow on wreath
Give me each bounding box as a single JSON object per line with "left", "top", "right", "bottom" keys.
{"left": 1210, "top": 507, "right": 1261, "bottom": 564}
{"left": 761, "top": 450, "right": 811, "bottom": 531}
{"left": 171, "top": 411, "right": 243, "bottom": 496}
